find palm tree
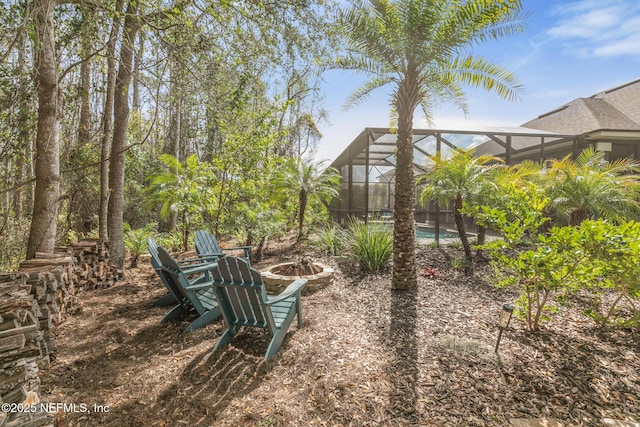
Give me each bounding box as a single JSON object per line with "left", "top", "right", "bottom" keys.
{"left": 545, "top": 148, "right": 640, "bottom": 226}
{"left": 270, "top": 158, "right": 341, "bottom": 241}
{"left": 419, "top": 148, "right": 501, "bottom": 263}
{"left": 146, "top": 154, "right": 216, "bottom": 250}
{"left": 336, "top": 0, "right": 526, "bottom": 288}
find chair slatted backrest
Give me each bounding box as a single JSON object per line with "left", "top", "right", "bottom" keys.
{"left": 147, "top": 237, "right": 189, "bottom": 303}
{"left": 195, "top": 230, "right": 223, "bottom": 256}
{"left": 147, "top": 237, "right": 161, "bottom": 270}
{"left": 210, "top": 257, "right": 276, "bottom": 334}
{"left": 156, "top": 246, "right": 209, "bottom": 313}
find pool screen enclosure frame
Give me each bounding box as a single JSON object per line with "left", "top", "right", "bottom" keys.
{"left": 327, "top": 127, "right": 578, "bottom": 240}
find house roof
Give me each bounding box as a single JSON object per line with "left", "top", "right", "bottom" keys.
{"left": 473, "top": 78, "right": 640, "bottom": 161}
{"left": 330, "top": 79, "right": 640, "bottom": 173}
{"left": 329, "top": 126, "right": 571, "bottom": 172}
{"left": 522, "top": 79, "right": 640, "bottom": 135}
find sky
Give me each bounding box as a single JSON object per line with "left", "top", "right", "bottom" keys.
{"left": 313, "top": 0, "right": 640, "bottom": 163}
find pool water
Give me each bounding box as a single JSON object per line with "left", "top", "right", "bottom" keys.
{"left": 415, "top": 226, "right": 459, "bottom": 239}
{"left": 371, "top": 223, "right": 459, "bottom": 239}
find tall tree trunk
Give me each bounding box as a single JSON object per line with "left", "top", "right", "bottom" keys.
{"left": 132, "top": 31, "right": 144, "bottom": 112}
{"left": 77, "top": 19, "right": 92, "bottom": 148}
{"left": 99, "top": 0, "right": 124, "bottom": 241}
{"left": 392, "top": 79, "right": 417, "bottom": 289}
{"left": 167, "top": 59, "right": 181, "bottom": 231}
{"left": 13, "top": 155, "right": 23, "bottom": 219}
{"left": 14, "top": 34, "right": 30, "bottom": 220}
{"left": 108, "top": 0, "right": 139, "bottom": 269}
{"left": 27, "top": 0, "right": 61, "bottom": 259}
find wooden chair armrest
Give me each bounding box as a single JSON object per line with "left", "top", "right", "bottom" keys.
{"left": 224, "top": 246, "right": 252, "bottom": 251}
{"left": 196, "top": 253, "right": 226, "bottom": 262}
{"left": 185, "top": 280, "right": 215, "bottom": 290}
{"left": 176, "top": 255, "right": 220, "bottom": 265}
{"left": 180, "top": 261, "right": 218, "bottom": 275}
{"left": 222, "top": 246, "right": 252, "bottom": 258}
{"left": 266, "top": 278, "right": 307, "bottom": 304}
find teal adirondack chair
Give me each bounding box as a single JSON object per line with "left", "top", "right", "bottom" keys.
{"left": 148, "top": 237, "right": 222, "bottom": 308}
{"left": 209, "top": 256, "right": 307, "bottom": 360}
{"left": 147, "top": 237, "right": 180, "bottom": 308}
{"left": 147, "top": 238, "right": 222, "bottom": 333}
{"left": 195, "top": 229, "right": 252, "bottom": 267}
{"left": 156, "top": 246, "right": 223, "bottom": 333}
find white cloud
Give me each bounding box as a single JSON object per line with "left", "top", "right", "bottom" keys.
{"left": 546, "top": 0, "right": 640, "bottom": 57}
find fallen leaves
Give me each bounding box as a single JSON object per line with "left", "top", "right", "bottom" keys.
{"left": 38, "top": 244, "right": 639, "bottom": 426}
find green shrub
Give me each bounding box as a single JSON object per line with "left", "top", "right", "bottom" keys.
{"left": 346, "top": 219, "right": 392, "bottom": 272}
{"left": 579, "top": 220, "right": 640, "bottom": 328}
{"left": 124, "top": 223, "right": 157, "bottom": 267}
{"left": 448, "top": 239, "right": 463, "bottom": 249}
{"left": 310, "top": 224, "right": 348, "bottom": 256}
{"left": 157, "top": 231, "right": 185, "bottom": 254}
{"left": 451, "top": 256, "right": 471, "bottom": 271}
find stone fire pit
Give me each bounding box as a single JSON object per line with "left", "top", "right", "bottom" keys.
{"left": 261, "top": 256, "right": 334, "bottom": 295}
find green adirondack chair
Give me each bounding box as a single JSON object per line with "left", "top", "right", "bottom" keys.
{"left": 195, "top": 229, "right": 252, "bottom": 267}
{"left": 147, "top": 237, "right": 222, "bottom": 308}
{"left": 209, "top": 256, "right": 307, "bottom": 360}
{"left": 147, "top": 238, "right": 222, "bottom": 333}
{"left": 147, "top": 237, "right": 180, "bottom": 308}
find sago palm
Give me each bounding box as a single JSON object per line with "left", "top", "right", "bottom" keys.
{"left": 419, "top": 148, "right": 502, "bottom": 263}
{"left": 336, "top": 0, "right": 527, "bottom": 288}
{"left": 545, "top": 148, "right": 640, "bottom": 226}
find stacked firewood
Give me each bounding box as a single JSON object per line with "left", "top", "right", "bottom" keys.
{"left": 18, "top": 254, "right": 76, "bottom": 353}
{"left": 62, "top": 239, "right": 125, "bottom": 289}
{"left": 0, "top": 272, "right": 50, "bottom": 427}
{"left": 0, "top": 239, "right": 124, "bottom": 426}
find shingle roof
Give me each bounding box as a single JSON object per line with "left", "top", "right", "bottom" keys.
{"left": 522, "top": 79, "right": 640, "bottom": 135}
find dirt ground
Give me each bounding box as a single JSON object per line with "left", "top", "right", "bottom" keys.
{"left": 40, "top": 240, "right": 639, "bottom": 426}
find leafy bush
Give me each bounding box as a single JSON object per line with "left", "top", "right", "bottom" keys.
{"left": 579, "top": 220, "right": 640, "bottom": 328}
{"left": 489, "top": 226, "right": 599, "bottom": 330}
{"left": 477, "top": 187, "right": 594, "bottom": 331}
{"left": 157, "top": 231, "right": 185, "bottom": 254}
{"left": 346, "top": 219, "right": 392, "bottom": 272}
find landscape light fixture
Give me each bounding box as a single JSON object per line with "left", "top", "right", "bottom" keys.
{"left": 494, "top": 303, "right": 514, "bottom": 353}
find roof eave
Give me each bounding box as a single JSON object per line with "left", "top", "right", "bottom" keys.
{"left": 582, "top": 129, "right": 640, "bottom": 141}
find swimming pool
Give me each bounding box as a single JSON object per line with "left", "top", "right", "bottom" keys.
{"left": 415, "top": 226, "right": 459, "bottom": 239}
{"left": 370, "top": 222, "right": 459, "bottom": 239}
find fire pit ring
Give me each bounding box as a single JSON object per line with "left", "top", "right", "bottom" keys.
{"left": 261, "top": 261, "right": 334, "bottom": 295}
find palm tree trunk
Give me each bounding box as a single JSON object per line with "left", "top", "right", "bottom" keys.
{"left": 453, "top": 195, "right": 472, "bottom": 263}
{"left": 476, "top": 224, "right": 487, "bottom": 260}
{"left": 392, "top": 81, "right": 417, "bottom": 289}
{"left": 569, "top": 209, "right": 588, "bottom": 226}
{"left": 297, "top": 190, "right": 307, "bottom": 241}
{"left": 256, "top": 235, "right": 266, "bottom": 262}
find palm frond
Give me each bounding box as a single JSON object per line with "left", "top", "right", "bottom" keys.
{"left": 448, "top": 55, "right": 523, "bottom": 102}
{"left": 344, "top": 75, "right": 396, "bottom": 108}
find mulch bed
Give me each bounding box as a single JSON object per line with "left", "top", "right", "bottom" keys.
{"left": 40, "top": 241, "right": 639, "bottom": 426}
